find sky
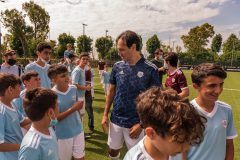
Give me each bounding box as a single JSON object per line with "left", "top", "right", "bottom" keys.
{"left": 0, "top": 0, "right": 240, "bottom": 53}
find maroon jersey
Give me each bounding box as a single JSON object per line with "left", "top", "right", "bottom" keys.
{"left": 165, "top": 68, "right": 188, "bottom": 93}
{"left": 98, "top": 61, "right": 106, "bottom": 70}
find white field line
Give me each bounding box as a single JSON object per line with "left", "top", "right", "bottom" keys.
{"left": 223, "top": 88, "right": 240, "bottom": 92}
{"left": 187, "top": 85, "right": 240, "bottom": 92}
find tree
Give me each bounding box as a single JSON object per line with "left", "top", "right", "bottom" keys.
{"left": 175, "top": 45, "right": 182, "bottom": 54}
{"left": 1, "top": 9, "right": 33, "bottom": 56}
{"left": 221, "top": 34, "right": 240, "bottom": 66}
{"left": 105, "top": 48, "right": 121, "bottom": 61}
{"left": 95, "top": 37, "right": 113, "bottom": 59}
{"left": 57, "top": 33, "right": 75, "bottom": 57}
{"left": 10, "top": 34, "right": 24, "bottom": 57}
{"left": 146, "top": 34, "right": 160, "bottom": 58}
{"left": 138, "top": 34, "right": 143, "bottom": 51}
{"left": 22, "top": 1, "right": 50, "bottom": 41}
{"left": 49, "top": 40, "right": 58, "bottom": 58}
{"left": 76, "top": 35, "right": 93, "bottom": 53}
{"left": 211, "top": 34, "right": 222, "bottom": 53}
{"left": 181, "top": 23, "right": 215, "bottom": 56}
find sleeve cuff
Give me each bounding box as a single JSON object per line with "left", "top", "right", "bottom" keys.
{"left": 19, "top": 117, "right": 26, "bottom": 123}
{"left": 181, "top": 87, "right": 189, "bottom": 90}
{"left": 227, "top": 134, "right": 238, "bottom": 139}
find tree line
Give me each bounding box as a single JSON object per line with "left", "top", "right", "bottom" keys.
{"left": 1, "top": 1, "right": 239, "bottom": 67}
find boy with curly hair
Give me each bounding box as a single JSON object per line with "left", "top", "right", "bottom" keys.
{"left": 124, "top": 88, "right": 206, "bottom": 160}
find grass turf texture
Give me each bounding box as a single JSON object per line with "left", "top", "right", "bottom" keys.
{"left": 83, "top": 69, "right": 240, "bottom": 160}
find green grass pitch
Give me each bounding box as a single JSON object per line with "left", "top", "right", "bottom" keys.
{"left": 83, "top": 69, "right": 240, "bottom": 160}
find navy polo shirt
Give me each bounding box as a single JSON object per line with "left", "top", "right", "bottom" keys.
{"left": 109, "top": 57, "right": 161, "bottom": 128}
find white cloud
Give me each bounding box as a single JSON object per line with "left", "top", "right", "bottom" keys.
{"left": 0, "top": 0, "right": 232, "bottom": 51}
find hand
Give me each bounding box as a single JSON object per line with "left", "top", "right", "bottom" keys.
{"left": 72, "top": 101, "right": 83, "bottom": 111}
{"left": 158, "top": 67, "right": 165, "bottom": 72}
{"left": 101, "top": 115, "right": 109, "bottom": 133}
{"left": 129, "top": 123, "right": 142, "bottom": 139}
{"left": 86, "top": 85, "right": 92, "bottom": 91}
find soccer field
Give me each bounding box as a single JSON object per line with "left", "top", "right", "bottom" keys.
{"left": 83, "top": 69, "right": 240, "bottom": 160}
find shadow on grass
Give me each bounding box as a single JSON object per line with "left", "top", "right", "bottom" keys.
{"left": 85, "top": 131, "right": 109, "bottom": 157}
{"left": 94, "top": 89, "right": 105, "bottom": 95}
{"left": 93, "top": 107, "right": 104, "bottom": 114}
{"left": 93, "top": 98, "right": 105, "bottom": 102}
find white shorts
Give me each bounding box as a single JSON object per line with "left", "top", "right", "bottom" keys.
{"left": 78, "top": 96, "right": 85, "bottom": 116}
{"left": 58, "top": 132, "right": 85, "bottom": 160}
{"left": 107, "top": 122, "right": 144, "bottom": 150}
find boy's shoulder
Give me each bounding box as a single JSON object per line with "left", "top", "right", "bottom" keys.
{"left": 0, "top": 103, "right": 6, "bottom": 115}
{"left": 25, "top": 62, "right": 36, "bottom": 69}
{"left": 176, "top": 68, "right": 184, "bottom": 75}
{"left": 216, "top": 100, "right": 232, "bottom": 111}
{"left": 22, "top": 129, "right": 42, "bottom": 150}
{"left": 124, "top": 137, "right": 152, "bottom": 160}
{"left": 69, "top": 84, "right": 77, "bottom": 90}
{"left": 144, "top": 59, "right": 158, "bottom": 70}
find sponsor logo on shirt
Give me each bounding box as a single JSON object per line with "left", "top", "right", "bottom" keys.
{"left": 172, "top": 78, "right": 175, "bottom": 83}
{"left": 119, "top": 70, "right": 124, "bottom": 75}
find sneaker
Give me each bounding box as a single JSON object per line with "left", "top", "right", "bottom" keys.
{"left": 84, "top": 133, "right": 91, "bottom": 139}
{"left": 89, "top": 129, "right": 94, "bottom": 135}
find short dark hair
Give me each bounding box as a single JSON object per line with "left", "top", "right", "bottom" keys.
{"left": 0, "top": 73, "right": 21, "bottom": 96}
{"left": 154, "top": 48, "right": 163, "bottom": 55}
{"left": 136, "top": 87, "right": 206, "bottom": 145}
{"left": 24, "top": 88, "right": 58, "bottom": 121}
{"left": 48, "top": 64, "right": 68, "bottom": 79}
{"left": 21, "top": 71, "right": 39, "bottom": 83}
{"left": 3, "top": 50, "right": 16, "bottom": 56}
{"left": 36, "top": 42, "right": 52, "bottom": 52}
{"left": 116, "top": 30, "right": 141, "bottom": 51}
{"left": 165, "top": 52, "right": 178, "bottom": 67}
{"left": 79, "top": 52, "right": 89, "bottom": 59}
{"left": 191, "top": 63, "right": 227, "bottom": 86}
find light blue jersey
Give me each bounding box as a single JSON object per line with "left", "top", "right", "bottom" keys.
{"left": 12, "top": 89, "right": 26, "bottom": 117}
{"left": 64, "top": 50, "right": 73, "bottom": 58}
{"left": 52, "top": 85, "right": 83, "bottom": 139}
{"left": 102, "top": 71, "right": 111, "bottom": 84}
{"left": 25, "top": 62, "right": 51, "bottom": 88}
{"left": 172, "top": 99, "right": 238, "bottom": 160}
{"left": 0, "top": 102, "right": 24, "bottom": 160}
{"left": 124, "top": 136, "right": 153, "bottom": 160}
{"left": 18, "top": 126, "right": 59, "bottom": 160}
{"left": 71, "top": 66, "right": 86, "bottom": 97}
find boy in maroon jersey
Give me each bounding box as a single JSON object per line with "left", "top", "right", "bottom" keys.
{"left": 165, "top": 52, "right": 189, "bottom": 98}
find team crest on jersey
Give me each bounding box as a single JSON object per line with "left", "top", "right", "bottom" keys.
{"left": 137, "top": 71, "right": 144, "bottom": 78}
{"left": 119, "top": 70, "right": 124, "bottom": 74}
{"left": 172, "top": 78, "right": 175, "bottom": 83}
{"left": 222, "top": 120, "right": 227, "bottom": 128}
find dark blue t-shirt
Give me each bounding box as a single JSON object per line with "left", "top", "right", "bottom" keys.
{"left": 109, "top": 57, "right": 161, "bottom": 128}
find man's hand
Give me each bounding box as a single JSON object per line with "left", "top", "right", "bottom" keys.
{"left": 129, "top": 123, "right": 142, "bottom": 139}
{"left": 158, "top": 67, "right": 165, "bottom": 72}
{"left": 101, "top": 115, "right": 109, "bottom": 133}
{"left": 85, "top": 84, "right": 92, "bottom": 91}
